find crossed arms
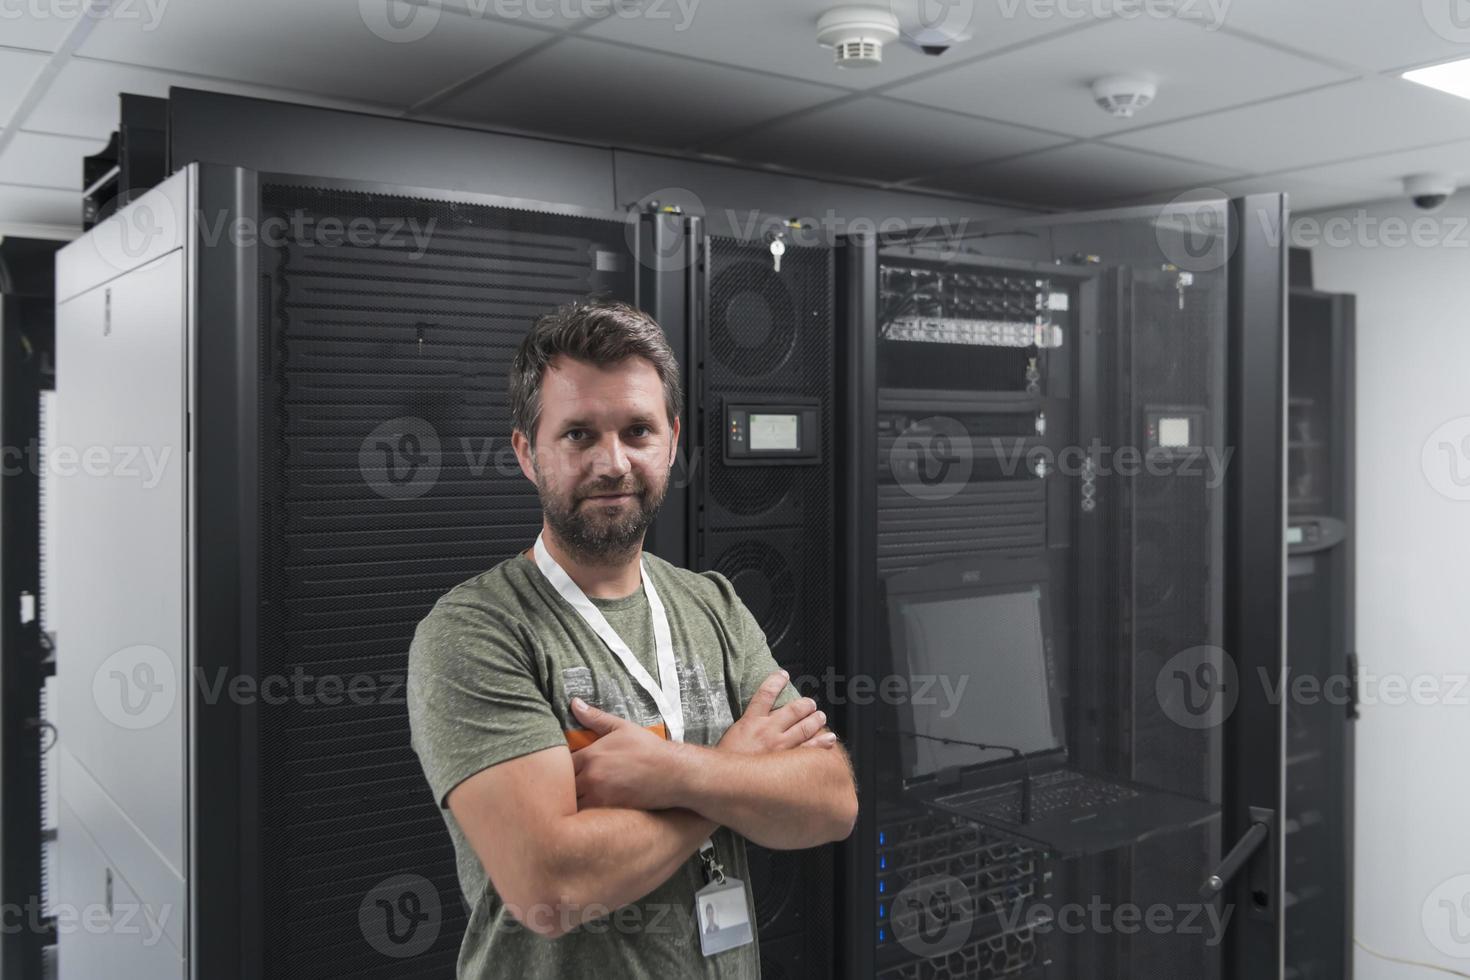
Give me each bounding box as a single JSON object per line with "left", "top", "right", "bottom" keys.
{"left": 446, "top": 671, "right": 858, "bottom": 938}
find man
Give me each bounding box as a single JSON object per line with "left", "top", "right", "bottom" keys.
{"left": 407, "top": 299, "right": 859, "bottom": 979}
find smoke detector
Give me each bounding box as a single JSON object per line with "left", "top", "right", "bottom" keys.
{"left": 1091, "top": 74, "right": 1158, "bottom": 118}
{"left": 816, "top": 7, "right": 901, "bottom": 68}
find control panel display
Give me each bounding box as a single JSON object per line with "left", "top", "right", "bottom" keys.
{"left": 1157, "top": 417, "right": 1192, "bottom": 448}
{"left": 749, "top": 413, "right": 800, "bottom": 451}
{"left": 724, "top": 399, "right": 821, "bottom": 465}
{"left": 1144, "top": 405, "right": 1207, "bottom": 454}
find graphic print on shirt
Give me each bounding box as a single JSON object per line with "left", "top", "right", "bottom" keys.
{"left": 562, "top": 665, "right": 664, "bottom": 750}
{"left": 561, "top": 657, "right": 732, "bottom": 750}
{"left": 677, "top": 660, "right": 734, "bottom": 744}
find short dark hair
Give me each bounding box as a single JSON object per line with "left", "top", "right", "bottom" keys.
{"left": 509, "top": 300, "right": 682, "bottom": 446}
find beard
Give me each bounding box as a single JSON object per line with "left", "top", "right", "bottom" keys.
{"left": 534, "top": 465, "right": 669, "bottom": 565}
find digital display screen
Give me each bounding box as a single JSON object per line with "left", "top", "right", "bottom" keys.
{"left": 749, "top": 414, "right": 799, "bottom": 451}
{"left": 1287, "top": 526, "right": 1304, "bottom": 545}
{"left": 1158, "top": 417, "right": 1192, "bottom": 448}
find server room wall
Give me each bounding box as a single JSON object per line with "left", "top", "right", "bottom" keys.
{"left": 1307, "top": 195, "right": 1470, "bottom": 980}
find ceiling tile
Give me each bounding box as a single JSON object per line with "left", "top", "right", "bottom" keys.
{"left": 0, "top": 10, "right": 75, "bottom": 53}
{"left": 578, "top": 0, "right": 1088, "bottom": 91}
{"left": 0, "top": 130, "right": 109, "bottom": 188}
{"left": 1278, "top": 139, "right": 1470, "bottom": 198}
{"left": 0, "top": 184, "right": 80, "bottom": 228}
{"left": 0, "top": 49, "right": 48, "bottom": 122}
{"left": 1183, "top": 140, "right": 1470, "bottom": 216}
{"left": 1217, "top": 0, "right": 1470, "bottom": 73}
{"left": 885, "top": 15, "right": 1351, "bottom": 139}
{"left": 439, "top": 0, "right": 594, "bottom": 31}
{"left": 701, "top": 97, "right": 1067, "bottom": 182}
{"left": 77, "top": 0, "right": 554, "bottom": 107}
{"left": 913, "top": 141, "right": 1243, "bottom": 208}
{"left": 1106, "top": 77, "right": 1470, "bottom": 173}
{"left": 431, "top": 36, "right": 847, "bottom": 148}
{"left": 26, "top": 59, "right": 386, "bottom": 140}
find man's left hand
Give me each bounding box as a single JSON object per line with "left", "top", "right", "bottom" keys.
{"left": 569, "top": 697, "right": 685, "bottom": 811}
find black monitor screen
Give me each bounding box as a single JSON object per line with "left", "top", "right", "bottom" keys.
{"left": 890, "top": 586, "right": 1063, "bottom": 781}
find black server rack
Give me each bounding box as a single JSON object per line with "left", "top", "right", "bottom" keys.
{"left": 838, "top": 196, "right": 1289, "bottom": 980}
{"left": 196, "top": 169, "right": 645, "bottom": 977}
{"left": 81, "top": 94, "right": 168, "bottom": 231}
{"left": 692, "top": 233, "right": 839, "bottom": 979}
{"left": 1283, "top": 259, "right": 1356, "bottom": 980}
{"left": 0, "top": 237, "right": 63, "bottom": 980}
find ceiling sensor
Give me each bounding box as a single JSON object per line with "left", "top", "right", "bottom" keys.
{"left": 891, "top": 0, "right": 973, "bottom": 56}
{"left": 1404, "top": 173, "right": 1457, "bottom": 211}
{"left": 1091, "top": 74, "right": 1158, "bottom": 118}
{"left": 816, "top": 7, "right": 901, "bottom": 68}
{"left": 898, "top": 22, "right": 973, "bottom": 56}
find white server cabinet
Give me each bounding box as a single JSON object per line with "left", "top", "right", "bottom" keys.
{"left": 54, "top": 169, "right": 191, "bottom": 980}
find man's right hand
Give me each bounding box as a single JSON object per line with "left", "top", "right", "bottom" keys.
{"left": 717, "top": 671, "right": 837, "bottom": 754}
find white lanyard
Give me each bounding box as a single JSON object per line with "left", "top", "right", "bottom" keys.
{"left": 531, "top": 533, "right": 719, "bottom": 871}
{"left": 532, "top": 532, "right": 687, "bottom": 743}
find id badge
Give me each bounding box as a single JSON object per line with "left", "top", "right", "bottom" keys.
{"left": 694, "top": 877, "right": 753, "bottom": 957}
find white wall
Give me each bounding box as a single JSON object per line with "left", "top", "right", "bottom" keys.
{"left": 1304, "top": 194, "right": 1470, "bottom": 978}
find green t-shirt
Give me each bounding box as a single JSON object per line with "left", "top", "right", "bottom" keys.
{"left": 406, "top": 549, "right": 800, "bottom": 980}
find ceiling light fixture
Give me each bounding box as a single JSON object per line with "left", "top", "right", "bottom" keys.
{"left": 1403, "top": 57, "right": 1470, "bottom": 100}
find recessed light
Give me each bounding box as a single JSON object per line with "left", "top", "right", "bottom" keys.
{"left": 1403, "top": 57, "right": 1470, "bottom": 101}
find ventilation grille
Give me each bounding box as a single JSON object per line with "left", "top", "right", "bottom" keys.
{"left": 705, "top": 242, "right": 832, "bottom": 392}
{"left": 876, "top": 481, "right": 1046, "bottom": 577}
{"left": 709, "top": 539, "right": 798, "bottom": 653}
{"left": 257, "top": 183, "right": 634, "bottom": 978}
{"left": 833, "top": 38, "right": 882, "bottom": 65}
{"left": 1095, "top": 91, "right": 1154, "bottom": 117}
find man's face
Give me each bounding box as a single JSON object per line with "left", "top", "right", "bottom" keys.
{"left": 513, "top": 354, "right": 680, "bottom": 562}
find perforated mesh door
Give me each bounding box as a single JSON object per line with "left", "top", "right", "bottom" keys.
{"left": 699, "top": 236, "right": 837, "bottom": 976}
{"left": 256, "top": 184, "right": 634, "bottom": 978}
